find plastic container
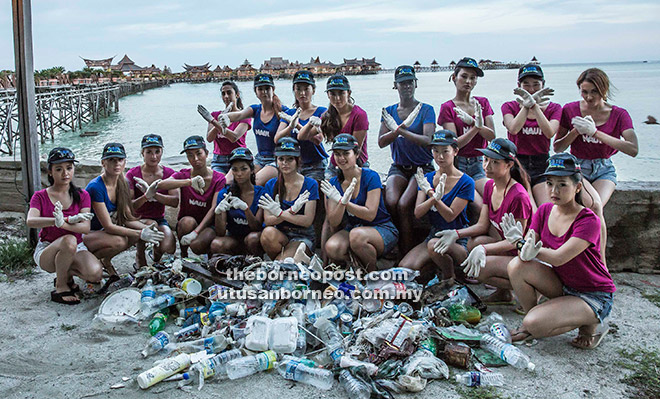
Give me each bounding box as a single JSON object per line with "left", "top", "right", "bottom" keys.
{"left": 269, "top": 317, "right": 298, "bottom": 354}
{"left": 137, "top": 353, "right": 191, "bottom": 389}
{"left": 245, "top": 315, "right": 271, "bottom": 352}
{"left": 276, "top": 358, "right": 334, "bottom": 390}
{"left": 307, "top": 304, "right": 338, "bottom": 323}
{"left": 480, "top": 334, "right": 535, "bottom": 371}
{"left": 455, "top": 371, "right": 504, "bottom": 387}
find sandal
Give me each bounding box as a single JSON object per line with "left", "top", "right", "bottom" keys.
{"left": 51, "top": 290, "right": 81, "bottom": 305}
{"left": 98, "top": 274, "right": 120, "bottom": 295}
{"left": 513, "top": 305, "right": 527, "bottom": 315}
{"left": 54, "top": 278, "right": 81, "bottom": 294}
{"left": 570, "top": 328, "right": 609, "bottom": 350}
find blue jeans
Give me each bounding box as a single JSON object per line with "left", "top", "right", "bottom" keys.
{"left": 345, "top": 220, "right": 399, "bottom": 256}
{"left": 300, "top": 158, "right": 328, "bottom": 182}
{"left": 211, "top": 154, "right": 230, "bottom": 174}
{"left": 576, "top": 158, "right": 617, "bottom": 185}
{"left": 255, "top": 153, "right": 276, "bottom": 169}
{"left": 456, "top": 155, "right": 486, "bottom": 181}
{"left": 563, "top": 286, "right": 613, "bottom": 323}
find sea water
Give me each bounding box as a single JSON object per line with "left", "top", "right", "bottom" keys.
{"left": 40, "top": 61, "right": 660, "bottom": 181}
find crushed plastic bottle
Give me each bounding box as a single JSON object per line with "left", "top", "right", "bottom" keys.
{"left": 225, "top": 350, "right": 277, "bottom": 380}
{"left": 141, "top": 331, "right": 171, "bottom": 358}
{"left": 276, "top": 358, "right": 334, "bottom": 390}
{"left": 314, "top": 318, "right": 344, "bottom": 365}
{"left": 455, "top": 371, "right": 504, "bottom": 387}
{"left": 141, "top": 293, "right": 176, "bottom": 317}
{"left": 339, "top": 369, "right": 371, "bottom": 399}
{"left": 477, "top": 313, "right": 512, "bottom": 343}
{"left": 480, "top": 334, "right": 535, "bottom": 371}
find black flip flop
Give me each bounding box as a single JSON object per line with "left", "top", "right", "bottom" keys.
{"left": 98, "top": 274, "right": 120, "bottom": 295}
{"left": 51, "top": 290, "right": 81, "bottom": 305}
{"left": 54, "top": 278, "right": 81, "bottom": 294}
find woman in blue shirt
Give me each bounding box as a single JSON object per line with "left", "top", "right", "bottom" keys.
{"left": 400, "top": 130, "right": 474, "bottom": 286}
{"left": 259, "top": 138, "right": 319, "bottom": 260}
{"left": 211, "top": 148, "right": 265, "bottom": 256}
{"left": 378, "top": 65, "right": 436, "bottom": 255}
{"left": 322, "top": 134, "right": 398, "bottom": 271}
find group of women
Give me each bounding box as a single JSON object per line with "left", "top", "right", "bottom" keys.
{"left": 28, "top": 57, "right": 637, "bottom": 350}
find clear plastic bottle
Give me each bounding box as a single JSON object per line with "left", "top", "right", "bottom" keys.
{"left": 140, "top": 279, "right": 156, "bottom": 313}
{"left": 141, "top": 331, "right": 170, "bottom": 358}
{"left": 455, "top": 371, "right": 504, "bottom": 387}
{"left": 307, "top": 304, "right": 338, "bottom": 323}
{"left": 276, "top": 358, "right": 334, "bottom": 390}
{"left": 339, "top": 369, "right": 371, "bottom": 399}
{"left": 480, "top": 334, "right": 535, "bottom": 371}
{"left": 142, "top": 293, "right": 176, "bottom": 317}
{"left": 174, "top": 333, "right": 232, "bottom": 354}
{"left": 225, "top": 350, "right": 277, "bottom": 380}
{"left": 339, "top": 356, "right": 378, "bottom": 376}
{"left": 289, "top": 304, "right": 307, "bottom": 357}
{"left": 314, "top": 318, "right": 344, "bottom": 364}
{"left": 477, "top": 313, "right": 511, "bottom": 342}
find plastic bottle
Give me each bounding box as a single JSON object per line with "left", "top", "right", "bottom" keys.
{"left": 314, "top": 318, "right": 344, "bottom": 364}
{"left": 225, "top": 350, "right": 277, "bottom": 380}
{"left": 339, "top": 356, "right": 378, "bottom": 376}
{"left": 455, "top": 371, "right": 504, "bottom": 387}
{"left": 477, "top": 313, "right": 512, "bottom": 343}
{"left": 188, "top": 349, "right": 243, "bottom": 389}
{"left": 140, "top": 279, "right": 156, "bottom": 313}
{"left": 148, "top": 309, "right": 169, "bottom": 336}
{"left": 137, "top": 353, "right": 191, "bottom": 389}
{"left": 141, "top": 293, "right": 176, "bottom": 317}
{"left": 448, "top": 303, "right": 482, "bottom": 324}
{"left": 338, "top": 369, "right": 371, "bottom": 399}
{"left": 179, "top": 305, "right": 208, "bottom": 319}
{"left": 289, "top": 304, "right": 307, "bottom": 357}
{"left": 175, "top": 323, "right": 201, "bottom": 341}
{"left": 480, "top": 334, "right": 535, "bottom": 371}
{"left": 307, "top": 304, "right": 338, "bottom": 323}
{"left": 174, "top": 333, "right": 232, "bottom": 354}
{"left": 276, "top": 358, "right": 334, "bottom": 390}
{"left": 141, "top": 331, "right": 171, "bottom": 358}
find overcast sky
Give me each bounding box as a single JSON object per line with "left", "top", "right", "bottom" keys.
{"left": 2, "top": 0, "right": 660, "bottom": 72}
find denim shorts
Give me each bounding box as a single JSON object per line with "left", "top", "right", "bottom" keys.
{"left": 34, "top": 240, "right": 88, "bottom": 268}
{"left": 576, "top": 158, "right": 617, "bottom": 185}
{"left": 325, "top": 161, "right": 370, "bottom": 180}
{"left": 300, "top": 158, "right": 328, "bottom": 182}
{"left": 563, "top": 285, "right": 613, "bottom": 323}
{"left": 517, "top": 154, "right": 549, "bottom": 186}
{"left": 387, "top": 162, "right": 434, "bottom": 180}
{"left": 425, "top": 227, "right": 468, "bottom": 249}
{"left": 345, "top": 220, "right": 399, "bottom": 256}
{"left": 155, "top": 217, "right": 170, "bottom": 227}
{"left": 211, "top": 154, "right": 231, "bottom": 174}
{"left": 255, "top": 153, "right": 276, "bottom": 168}
{"left": 456, "top": 156, "right": 486, "bottom": 181}
{"left": 280, "top": 225, "right": 315, "bottom": 252}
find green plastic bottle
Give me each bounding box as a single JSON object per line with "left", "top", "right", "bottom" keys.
{"left": 149, "top": 308, "right": 170, "bottom": 336}
{"left": 448, "top": 303, "right": 481, "bottom": 324}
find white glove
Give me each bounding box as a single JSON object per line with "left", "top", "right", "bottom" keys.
{"left": 433, "top": 173, "right": 447, "bottom": 202}
{"left": 520, "top": 229, "right": 543, "bottom": 261}
{"left": 341, "top": 177, "right": 357, "bottom": 205}
{"left": 53, "top": 201, "right": 65, "bottom": 228}
{"left": 500, "top": 212, "right": 524, "bottom": 245}
{"left": 320, "top": 180, "right": 342, "bottom": 203}
{"left": 401, "top": 103, "right": 422, "bottom": 128}
{"left": 533, "top": 87, "right": 554, "bottom": 106}
{"left": 279, "top": 108, "right": 301, "bottom": 128}
{"left": 514, "top": 88, "right": 536, "bottom": 109}
{"left": 223, "top": 102, "right": 234, "bottom": 114}
{"left": 433, "top": 229, "right": 459, "bottom": 254}
{"left": 217, "top": 113, "right": 231, "bottom": 129}
{"left": 474, "top": 102, "right": 484, "bottom": 129}
{"left": 197, "top": 104, "right": 214, "bottom": 123}
{"left": 145, "top": 179, "right": 161, "bottom": 200}
{"left": 415, "top": 167, "right": 432, "bottom": 195}
{"left": 180, "top": 230, "right": 198, "bottom": 246}
{"left": 258, "top": 194, "right": 283, "bottom": 217}
{"left": 67, "top": 212, "right": 94, "bottom": 224}
{"left": 453, "top": 107, "right": 475, "bottom": 126}
{"left": 461, "top": 245, "right": 486, "bottom": 278}
{"left": 381, "top": 108, "right": 400, "bottom": 132}
{"left": 133, "top": 177, "right": 149, "bottom": 194}
{"left": 289, "top": 190, "right": 310, "bottom": 214}
{"left": 229, "top": 195, "right": 249, "bottom": 211}
{"left": 308, "top": 116, "right": 322, "bottom": 128}
{"left": 572, "top": 116, "right": 597, "bottom": 137}
{"left": 141, "top": 224, "right": 165, "bottom": 245}
{"left": 215, "top": 193, "right": 232, "bottom": 214}
{"left": 190, "top": 175, "right": 205, "bottom": 194}
{"left": 278, "top": 111, "right": 293, "bottom": 124}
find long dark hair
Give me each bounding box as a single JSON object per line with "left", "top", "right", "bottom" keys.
{"left": 568, "top": 173, "right": 587, "bottom": 206}
{"left": 47, "top": 163, "right": 81, "bottom": 204}
{"left": 273, "top": 156, "right": 301, "bottom": 205}
{"left": 336, "top": 148, "right": 364, "bottom": 183}
{"left": 321, "top": 94, "right": 355, "bottom": 143}
{"left": 228, "top": 160, "right": 256, "bottom": 198}
{"left": 508, "top": 158, "right": 532, "bottom": 193}
{"left": 221, "top": 81, "right": 244, "bottom": 110}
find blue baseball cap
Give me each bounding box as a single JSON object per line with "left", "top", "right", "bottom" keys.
{"left": 274, "top": 137, "right": 300, "bottom": 157}
{"left": 180, "top": 135, "right": 206, "bottom": 154}
{"left": 518, "top": 64, "right": 544, "bottom": 81}
{"left": 430, "top": 130, "right": 458, "bottom": 146}
{"left": 229, "top": 147, "right": 254, "bottom": 163}
{"left": 101, "top": 143, "right": 126, "bottom": 160}
{"left": 293, "top": 70, "right": 315, "bottom": 87}
{"left": 326, "top": 74, "right": 350, "bottom": 91}
{"left": 478, "top": 138, "right": 517, "bottom": 161}
{"left": 455, "top": 57, "right": 484, "bottom": 77}
{"left": 141, "top": 134, "right": 163, "bottom": 149}
{"left": 542, "top": 153, "right": 582, "bottom": 177}
{"left": 394, "top": 65, "right": 417, "bottom": 83}
{"left": 48, "top": 147, "right": 78, "bottom": 164}
{"left": 331, "top": 133, "right": 359, "bottom": 151}
{"left": 254, "top": 73, "right": 275, "bottom": 88}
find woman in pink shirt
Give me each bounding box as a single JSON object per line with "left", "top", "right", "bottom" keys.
{"left": 505, "top": 153, "right": 614, "bottom": 349}
{"left": 27, "top": 148, "right": 103, "bottom": 305}
{"left": 432, "top": 138, "right": 532, "bottom": 304}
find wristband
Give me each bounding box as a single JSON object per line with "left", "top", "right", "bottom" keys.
{"left": 516, "top": 239, "right": 526, "bottom": 251}
{"left": 288, "top": 208, "right": 296, "bottom": 215}
{"left": 455, "top": 230, "right": 460, "bottom": 239}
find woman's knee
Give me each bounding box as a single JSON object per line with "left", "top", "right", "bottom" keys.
{"left": 507, "top": 256, "right": 525, "bottom": 278}
{"left": 522, "top": 310, "right": 546, "bottom": 337}
{"left": 260, "top": 227, "right": 281, "bottom": 249}
{"left": 177, "top": 217, "right": 197, "bottom": 234}
{"left": 60, "top": 235, "right": 78, "bottom": 253}
{"left": 244, "top": 233, "right": 262, "bottom": 251}
{"left": 325, "top": 236, "right": 348, "bottom": 259}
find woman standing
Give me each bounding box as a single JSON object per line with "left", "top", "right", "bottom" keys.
{"left": 259, "top": 138, "right": 318, "bottom": 260}
{"left": 378, "top": 65, "right": 435, "bottom": 254}
{"left": 125, "top": 134, "right": 177, "bottom": 267}
{"left": 438, "top": 57, "right": 496, "bottom": 200}
{"left": 157, "top": 136, "right": 226, "bottom": 257}
{"left": 399, "top": 130, "right": 474, "bottom": 286}
{"left": 322, "top": 134, "right": 398, "bottom": 270}
{"left": 502, "top": 64, "right": 561, "bottom": 208}
{"left": 211, "top": 148, "right": 265, "bottom": 256}
{"left": 84, "top": 143, "right": 165, "bottom": 281}
{"left": 505, "top": 153, "right": 614, "bottom": 349}
{"left": 27, "top": 148, "right": 103, "bottom": 304}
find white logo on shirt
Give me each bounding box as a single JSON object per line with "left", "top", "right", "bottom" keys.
{"left": 254, "top": 128, "right": 270, "bottom": 137}
{"left": 233, "top": 217, "right": 248, "bottom": 225}
{"left": 189, "top": 199, "right": 206, "bottom": 207}
{"left": 581, "top": 135, "right": 602, "bottom": 144}
{"left": 521, "top": 126, "right": 542, "bottom": 136}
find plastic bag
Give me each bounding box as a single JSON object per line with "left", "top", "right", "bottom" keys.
{"left": 402, "top": 349, "right": 449, "bottom": 379}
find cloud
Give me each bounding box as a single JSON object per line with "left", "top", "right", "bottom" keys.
{"left": 145, "top": 41, "right": 227, "bottom": 50}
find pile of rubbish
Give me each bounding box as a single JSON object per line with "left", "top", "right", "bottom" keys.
{"left": 93, "top": 252, "right": 536, "bottom": 395}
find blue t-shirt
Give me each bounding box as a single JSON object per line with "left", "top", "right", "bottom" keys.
{"left": 287, "top": 106, "right": 329, "bottom": 165}
{"left": 86, "top": 175, "right": 118, "bottom": 231}
{"left": 250, "top": 104, "right": 289, "bottom": 157}
{"left": 419, "top": 171, "right": 474, "bottom": 230}
{"left": 330, "top": 168, "right": 391, "bottom": 227}
{"left": 264, "top": 176, "right": 319, "bottom": 229}
{"left": 217, "top": 185, "right": 266, "bottom": 238}
{"left": 382, "top": 103, "right": 435, "bottom": 166}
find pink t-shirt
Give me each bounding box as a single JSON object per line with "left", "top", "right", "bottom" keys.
{"left": 172, "top": 169, "right": 226, "bottom": 224}
{"left": 126, "top": 165, "right": 176, "bottom": 220}
{"left": 560, "top": 101, "right": 634, "bottom": 160}
{"left": 530, "top": 203, "right": 615, "bottom": 293}
{"left": 330, "top": 105, "right": 369, "bottom": 166}
{"left": 29, "top": 188, "right": 91, "bottom": 244}
{"left": 210, "top": 110, "right": 251, "bottom": 155}
{"left": 501, "top": 101, "right": 562, "bottom": 156}
{"left": 483, "top": 179, "right": 532, "bottom": 255}
{"left": 438, "top": 97, "right": 494, "bottom": 158}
